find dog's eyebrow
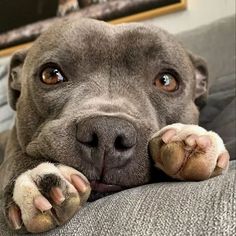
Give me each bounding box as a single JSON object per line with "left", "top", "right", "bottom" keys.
{"left": 160, "top": 61, "right": 180, "bottom": 70}
{"left": 33, "top": 52, "right": 59, "bottom": 65}
{"left": 32, "top": 48, "right": 76, "bottom": 68}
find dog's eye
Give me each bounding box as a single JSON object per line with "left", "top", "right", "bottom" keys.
{"left": 41, "top": 67, "right": 65, "bottom": 85}
{"left": 154, "top": 73, "right": 178, "bottom": 92}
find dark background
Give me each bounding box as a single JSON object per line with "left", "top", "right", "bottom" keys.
{"left": 0, "top": 0, "right": 59, "bottom": 33}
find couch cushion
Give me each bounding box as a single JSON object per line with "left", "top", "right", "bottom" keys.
{"left": 0, "top": 161, "right": 235, "bottom": 236}
{"left": 176, "top": 15, "right": 235, "bottom": 86}
{"left": 0, "top": 56, "right": 14, "bottom": 133}
{"left": 199, "top": 73, "right": 236, "bottom": 159}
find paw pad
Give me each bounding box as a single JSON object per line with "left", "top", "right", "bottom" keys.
{"left": 149, "top": 123, "right": 229, "bottom": 181}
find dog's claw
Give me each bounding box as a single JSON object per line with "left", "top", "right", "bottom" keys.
{"left": 196, "top": 135, "right": 211, "bottom": 149}
{"left": 161, "top": 129, "right": 176, "bottom": 143}
{"left": 50, "top": 187, "right": 65, "bottom": 205}
{"left": 34, "top": 195, "right": 52, "bottom": 212}
{"left": 185, "top": 134, "right": 198, "bottom": 147}
{"left": 71, "top": 174, "right": 89, "bottom": 193}
{"left": 217, "top": 152, "right": 230, "bottom": 169}
{"left": 8, "top": 205, "right": 22, "bottom": 230}
{"left": 185, "top": 134, "right": 211, "bottom": 149}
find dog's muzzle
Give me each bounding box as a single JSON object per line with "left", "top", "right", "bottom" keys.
{"left": 76, "top": 116, "right": 137, "bottom": 191}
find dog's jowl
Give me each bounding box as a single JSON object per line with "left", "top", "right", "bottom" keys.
{"left": 0, "top": 19, "right": 230, "bottom": 233}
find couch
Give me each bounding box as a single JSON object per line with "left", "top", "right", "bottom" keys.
{"left": 0, "top": 15, "right": 235, "bottom": 235}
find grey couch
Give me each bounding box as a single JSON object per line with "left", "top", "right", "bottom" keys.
{"left": 0, "top": 15, "right": 235, "bottom": 235}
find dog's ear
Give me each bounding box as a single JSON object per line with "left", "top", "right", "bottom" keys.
{"left": 8, "top": 48, "right": 28, "bottom": 110}
{"left": 188, "top": 52, "right": 209, "bottom": 109}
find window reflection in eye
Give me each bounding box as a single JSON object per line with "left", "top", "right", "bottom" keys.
{"left": 41, "top": 67, "right": 66, "bottom": 85}
{"left": 154, "top": 73, "right": 178, "bottom": 92}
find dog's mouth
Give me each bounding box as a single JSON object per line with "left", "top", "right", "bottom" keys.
{"left": 90, "top": 180, "right": 124, "bottom": 193}
{"left": 88, "top": 181, "right": 125, "bottom": 201}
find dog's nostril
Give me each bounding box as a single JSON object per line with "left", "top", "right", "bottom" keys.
{"left": 79, "top": 133, "right": 98, "bottom": 148}
{"left": 77, "top": 117, "right": 137, "bottom": 157}
{"left": 114, "top": 135, "right": 134, "bottom": 152}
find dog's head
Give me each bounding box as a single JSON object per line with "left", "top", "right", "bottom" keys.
{"left": 8, "top": 19, "right": 208, "bottom": 199}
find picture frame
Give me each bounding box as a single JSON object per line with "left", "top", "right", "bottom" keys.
{"left": 0, "top": 0, "right": 187, "bottom": 57}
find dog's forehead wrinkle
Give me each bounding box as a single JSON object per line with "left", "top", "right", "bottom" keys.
{"left": 27, "top": 18, "right": 188, "bottom": 71}
{"left": 82, "top": 97, "right": 138, "bottom": 113}
{"left": 76, "top": 96, "right": 159, "bottom": 129}
{"left": 27, "top": 22, "right": 112, "bottom": 71}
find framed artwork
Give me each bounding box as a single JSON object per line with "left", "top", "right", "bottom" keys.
{"left": 0, "top": 0, "right": 187, "bottom": 57}
{"left": 81, "top": 0, "right": 187, "bottom": 23}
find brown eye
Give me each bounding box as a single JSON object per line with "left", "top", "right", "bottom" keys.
{"left": 154, "top": 73, "right": 178, "bottom": 92}
{"left": 41, "top": 67, "right": 65, "bottom": 85}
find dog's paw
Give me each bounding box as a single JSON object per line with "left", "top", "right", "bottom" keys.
{"left": 149, "top": 123, "right": 230, "bottom": 181}
{"left": 6, "top": 163, "right": 90, "bottom": 233}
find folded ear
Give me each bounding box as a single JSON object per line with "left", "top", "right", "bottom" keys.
{"left": 8, "top": 48, "right": 28, "bottom": 110}
{"left": 188, "top": 51, "right": 209, "bottom": 109}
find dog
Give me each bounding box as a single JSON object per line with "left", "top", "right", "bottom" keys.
{"left": 0, "top": 18, "right": 230, "bottom": 233}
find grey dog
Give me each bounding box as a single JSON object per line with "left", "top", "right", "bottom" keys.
{"left": 0, "top": 18, "right": 229, "bottom": 233}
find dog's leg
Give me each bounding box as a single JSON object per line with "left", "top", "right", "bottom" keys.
{"left": 2, "top": 162, "right": 90, "bottom": 233}
{"left": 149, "top": 123, "right": 230, "bottom": 181}
{"left": 0, "top": 130, "right": 10, "bottom": 164}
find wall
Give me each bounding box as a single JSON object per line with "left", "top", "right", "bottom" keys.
{"left": 144, "top": 0, "right": 235, "bottom": 34}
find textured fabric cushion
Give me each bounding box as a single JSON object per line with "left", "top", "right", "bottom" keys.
{"left": 199, "top": 73, "right": 236, "bottom": 159}
{"left": 176, "top": 15, "right": 235, "bottom": 86}
{"left": 0, "top": 161, "right": 235, "bottom": 236}
{"left": 0, "top": 56, "right": 14, "bottom": 133}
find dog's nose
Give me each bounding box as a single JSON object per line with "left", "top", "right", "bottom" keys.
{"left": 76, "top": 116, "right": 137, "bottom": 168}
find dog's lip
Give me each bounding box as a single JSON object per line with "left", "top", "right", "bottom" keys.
{"left": 90, "top": 180, "right": 123, "bottom": 192}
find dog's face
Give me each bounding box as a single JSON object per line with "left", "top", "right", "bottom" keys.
{"left": 8, "top": 19, "right": 208, "bottom": 199}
